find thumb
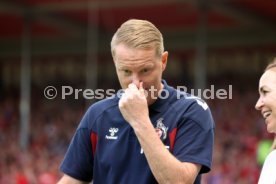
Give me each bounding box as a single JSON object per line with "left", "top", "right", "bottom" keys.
{"left": 139, "top": 82, "right": 145, "bottom": 93}
{"left": 139, "top": 82, "right": 148, "bottom": 102}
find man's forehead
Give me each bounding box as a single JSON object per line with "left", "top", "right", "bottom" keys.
{"left": 116, "top": 61, "right": 154, "bottom": 68}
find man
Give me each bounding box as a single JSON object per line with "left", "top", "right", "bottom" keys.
{"left": 58, "top": 19, "right": 215, "bottom": 184}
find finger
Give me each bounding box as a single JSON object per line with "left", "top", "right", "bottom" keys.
{"left": 139, "top": 82, "right": 143, "bottom": 89}
{"left": 139, "top": 82, "right": 144, "bottom": 93}
{"left": 119, "top": 91, "right": 129, "bottom": 104}
{"left": 139, "top": 82, "right": 148, "bottom": 99}
{"left": 128, "top": 83, "right": 138, "bottom": 90}
{"left": 118, "top": 96, "right": 124, "bottom": 108}
{"left": 124, "top": 87, "right": 129, "bottom": 94}
{"left": 122, "top": 88, "right": 135, "bottom": 101}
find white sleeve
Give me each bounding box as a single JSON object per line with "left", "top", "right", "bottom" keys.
{"left": 258, "top": 150, "right": 276, "bottom": 184}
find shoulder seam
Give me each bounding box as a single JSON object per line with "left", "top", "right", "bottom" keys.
{"left": 88, "top": 98, "right": 119, "bottom": 127}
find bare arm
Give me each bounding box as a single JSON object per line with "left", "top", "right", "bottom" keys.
{"left": 134, "top": 119, "right": 201, "bottom": 184}
{"left": 57, "top": 174, "right": 90, "bottom": 184}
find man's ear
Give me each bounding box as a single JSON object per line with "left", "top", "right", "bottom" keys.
{"left": 161, "top": 51, "right": 168, "bottom": 71}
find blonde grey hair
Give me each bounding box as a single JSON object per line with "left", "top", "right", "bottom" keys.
{"left": 111, "top": 19, "right": 164, "bottom": 59}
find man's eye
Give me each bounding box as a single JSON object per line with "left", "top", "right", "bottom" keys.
{"left": 141, "top": 69, "right": 149, "bottom": 73}
{"left": 124, "top": 70, "right": 131, "bottom": 74}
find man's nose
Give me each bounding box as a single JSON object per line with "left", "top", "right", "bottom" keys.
{"left": 255, "top": 97, "right": 264, "bottom": 110}
{"left": 131, "top": 74, "right": 141, "bottom": 88}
